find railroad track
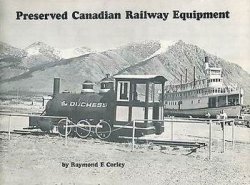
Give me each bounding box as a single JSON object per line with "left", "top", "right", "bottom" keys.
{"left": 0, "top": 130, "right": 58, "bottom": 136}
{"left": 0, "top": 130, "right": 207, "bottom": 148}
{"left": 116, "top": 137, "right": 206, "bottom": 148}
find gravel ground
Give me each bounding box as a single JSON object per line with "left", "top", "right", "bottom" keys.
{"left": 0, "top": 132, "right": 250, "bottom": 185}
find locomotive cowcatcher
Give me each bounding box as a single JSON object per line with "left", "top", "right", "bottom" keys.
{"left": 29, "top": 74, "right": 167, "bottom": 140}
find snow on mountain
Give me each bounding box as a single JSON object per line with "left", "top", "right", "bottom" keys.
{"left": 58, "top": 47, "right": 92, "bottom": 59}
{"left": 26, "top": 46, "right": 42, "bottom": 56}
{"left": 25, "top": 42, "right": 61, "bottom": 59}
{"left": 143, "top": 40, "right": 175, "bottom": 61}
{"left": 25, "top": 42, "right": 92, "bottom": 59}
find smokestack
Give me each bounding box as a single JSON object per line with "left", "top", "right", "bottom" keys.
{"left": 180, "top": 74, "right": 183, "bottom": 90}
{"left": 204, "top": 56, "right": 209, "bottom": 70}
{"left": 205, "top": 56, "right": 209, "bottom": 63}
{"left": 185, "top": 68, "right": 188, "bottom": 83}
{"left": 193, "top": 66, "right": 196, "bottom": 87}
{"left": 53, "top": 78, "right": 60, "bottom": 96}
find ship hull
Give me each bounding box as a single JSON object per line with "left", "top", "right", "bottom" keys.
{"left": 164, "top": 105, "right": 241, "bottom": 118}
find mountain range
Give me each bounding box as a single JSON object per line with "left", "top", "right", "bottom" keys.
{"left": 0, "top": 40, "right": 250, "bottom": 104}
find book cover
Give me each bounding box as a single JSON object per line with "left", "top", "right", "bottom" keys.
{"left": 0, "top": 0, "right": 249, "bottom": 184}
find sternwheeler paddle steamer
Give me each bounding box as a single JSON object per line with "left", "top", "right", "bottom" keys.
{"left": 164, "top": 57, "right": 243, "bottom": 118}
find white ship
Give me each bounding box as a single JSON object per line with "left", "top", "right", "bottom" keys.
{"left": 164, "top": 57, "right": 244, "bottom": 118}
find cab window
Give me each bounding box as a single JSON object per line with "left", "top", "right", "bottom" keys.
{"left": 117, "top": 81, "right": 130, "bottom": 101}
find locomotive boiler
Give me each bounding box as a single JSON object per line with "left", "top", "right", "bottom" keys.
{"left": 29, "top": 74, "right": 167, "bottom": 140}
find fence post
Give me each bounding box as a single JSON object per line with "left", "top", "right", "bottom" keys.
{"left": 170, "top": 116, "right": 174, "bottom": 141}
{"left": 132, "top": 120, "right": 135, "bottom": 151}
{"left": 208, "top": 119, "right": 212, "bottom": 160}
{"left": 8, "top": 115, "right": 11, "bottom": 140}
{"left": 65, "top": 118, "right": 68, "bottom": 146}
{"left": 232, "top": 119, "right": 235, "bottom": 149}
{"left": 222, "top": 120, "right": 225, "bottom": 153}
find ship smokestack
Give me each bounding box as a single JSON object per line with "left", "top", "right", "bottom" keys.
{"left": 205, "top": 56, "right": 209, "bottom": 63}
{"left": 185, "top": 68, "right": 188, "bottom": 83}
{"left": 193, "top": 66, "right": 196, "bottom": 87}
{"left": 180, "top": 74, "right": 183, "bottom": 90}
{"left": 53, "top": 78, "right": 60, "bottom": 96}
{"left": 204, "top": 56, "right": 209, "bottom": 70}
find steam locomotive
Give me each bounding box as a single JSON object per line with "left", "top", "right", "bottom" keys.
{"left": 29, "top": 74, "right": 167, "bottom": 140}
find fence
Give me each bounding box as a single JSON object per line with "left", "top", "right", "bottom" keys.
{"left": 0, "top": 113, "right": 236, "bottom": 160}
{"left": 131, "top": 117, "right": 235, "bottom": 160}
{"left": 0, "top": 113, "right": 110, "bottom": 146}
{"left": 0, "top": 113, "right": 67, "bottom": 141}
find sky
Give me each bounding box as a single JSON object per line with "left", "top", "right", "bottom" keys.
{"left": 0, "top": 0, "right": 249, "bottom": 72}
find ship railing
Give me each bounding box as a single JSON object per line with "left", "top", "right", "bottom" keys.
{"left": 166, "top": 85, "right": 242, "bottom": 95}
{"left": 166, "top": 85, "right": 208, "bottom": 93}
{"left": 207, "top": 88, "right": 241, "bottom": 96}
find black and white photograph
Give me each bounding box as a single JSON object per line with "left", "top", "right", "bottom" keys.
{"left": 0, "top": 0, "right": 249, "bottom": 184}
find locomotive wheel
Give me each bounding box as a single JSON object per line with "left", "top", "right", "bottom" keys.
{"left": 57, "top": 119, "right": 72, "bottom": 137}
{"left": 95, "top": 120, "right": 112, "bottom": 140}
{"left": 76, "top": 120, "right": 91, "bottom": 138}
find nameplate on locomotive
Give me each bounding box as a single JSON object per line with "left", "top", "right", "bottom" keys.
{"left": 61, "top": 101, "right": 107, "bottom": 107}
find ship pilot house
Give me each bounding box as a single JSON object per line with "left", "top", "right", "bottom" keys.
{"left": 113, "top": 75, "right": 167, "bottom": 136}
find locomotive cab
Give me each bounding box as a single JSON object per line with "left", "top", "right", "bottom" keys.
{"left": 113, "top": 75, "right": 167, "bottom": 137}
